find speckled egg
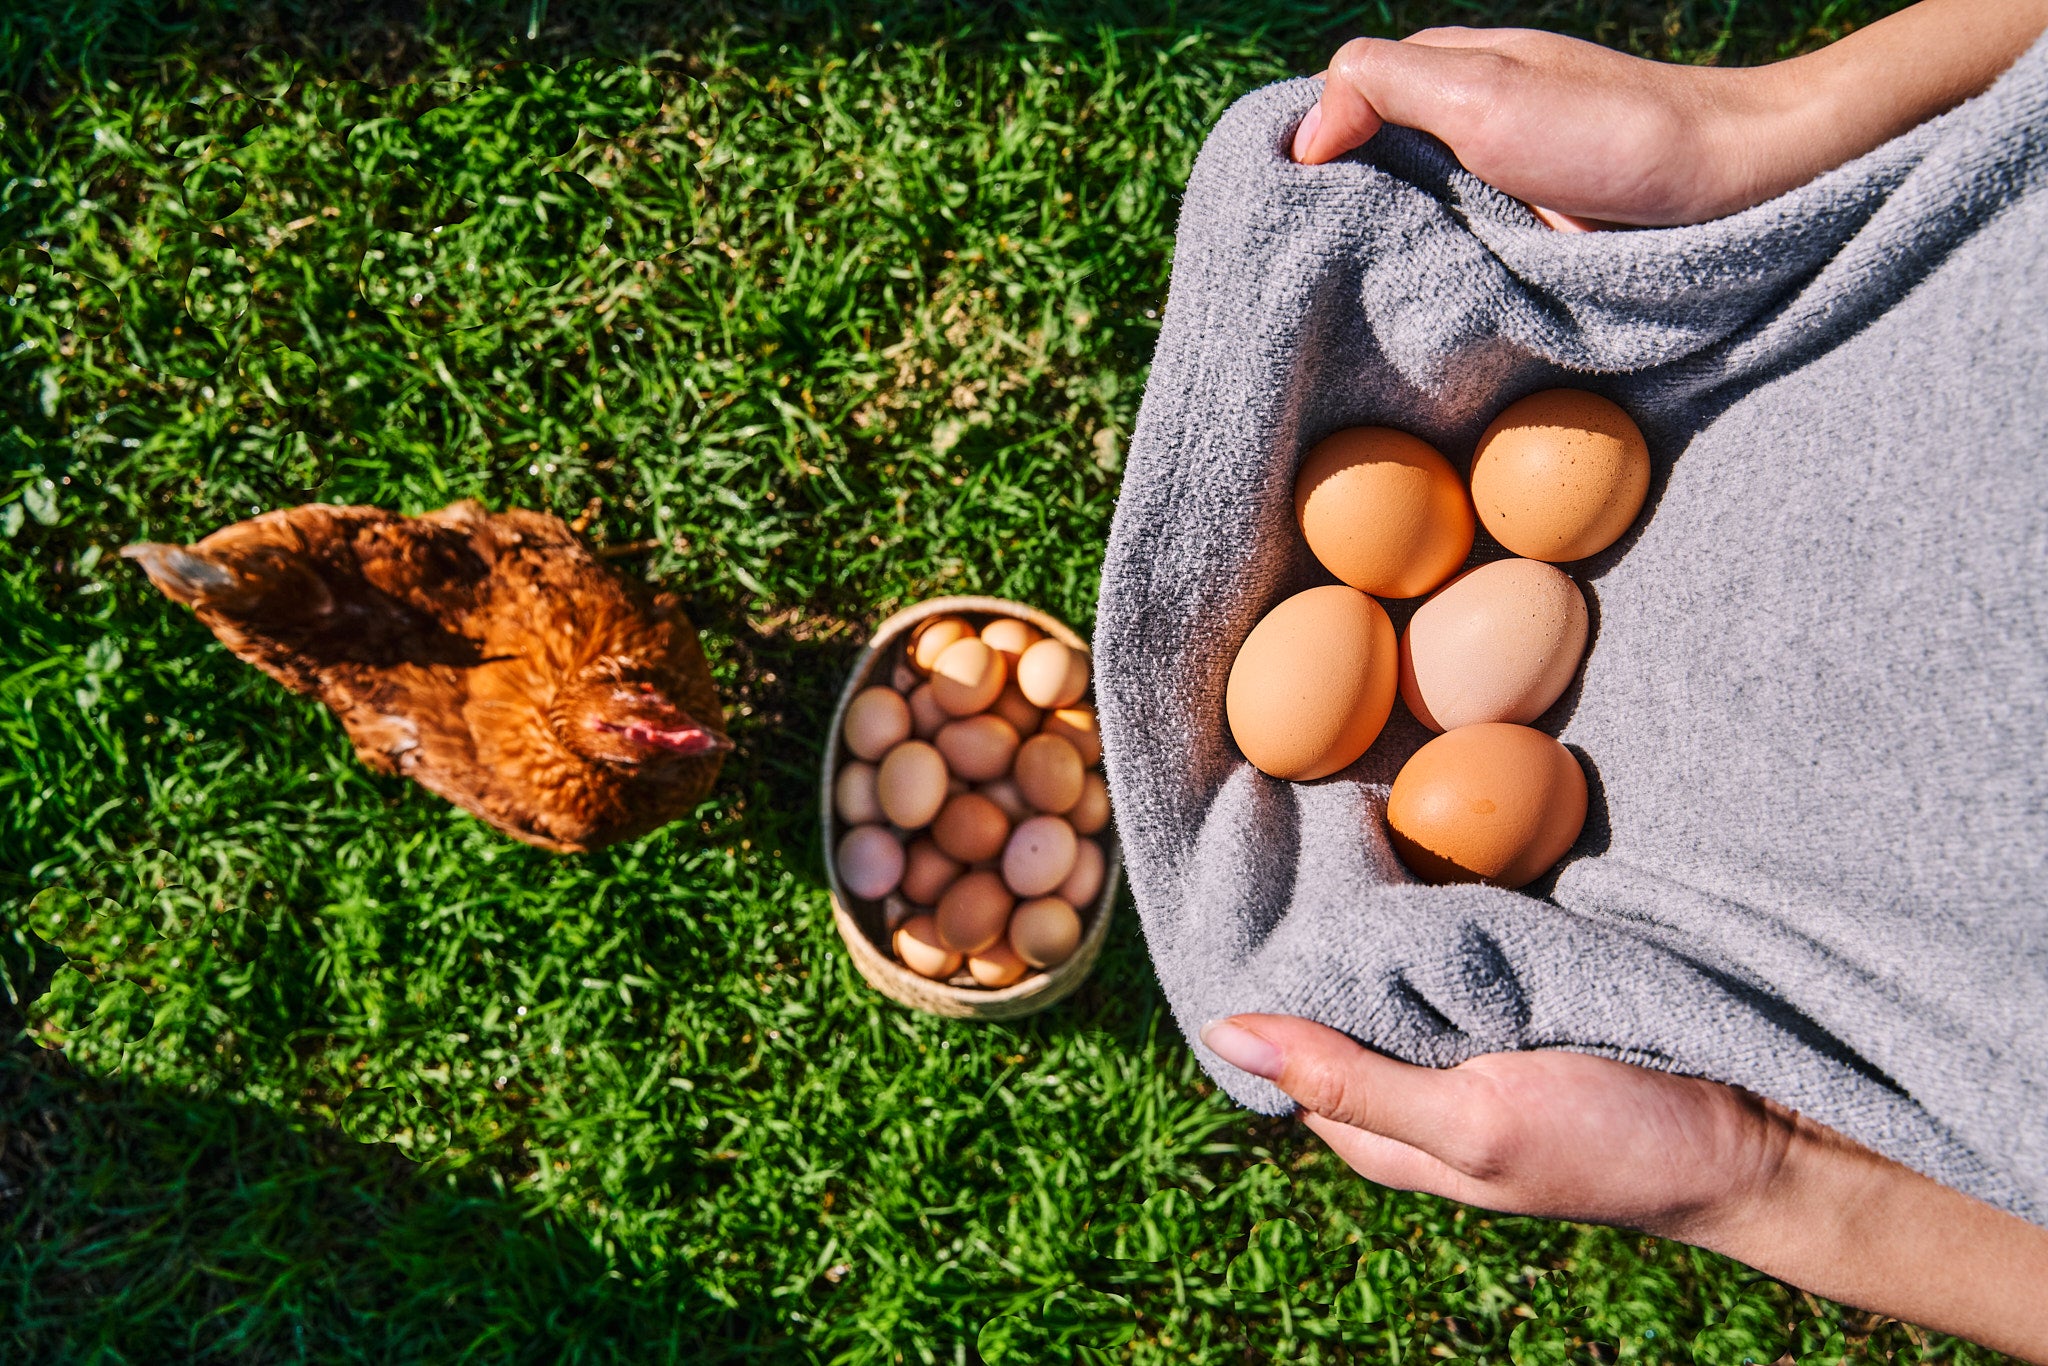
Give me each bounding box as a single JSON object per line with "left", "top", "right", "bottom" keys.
{"left": 1469, "top": 390, "right": 1650, "bottom": 562}
{"left": 1002, "top": 814, "right": 1078, "bottom": 897}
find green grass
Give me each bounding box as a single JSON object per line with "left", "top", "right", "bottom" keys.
{"left": 1, "top": 1, "right": 1996, "bottom": 1362}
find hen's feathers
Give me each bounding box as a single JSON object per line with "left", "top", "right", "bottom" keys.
{"left": 125, "top": 501, "right": 727, "bottom": 852}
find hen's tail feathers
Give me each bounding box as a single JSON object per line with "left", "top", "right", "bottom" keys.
{"left": 121, "top": 543, "right": 240, "bottom": 606}
{"left": 121, "top": 541, "right": 332, "bottom": 621}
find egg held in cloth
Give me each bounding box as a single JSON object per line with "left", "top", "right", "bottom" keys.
{"left": 1225, "top": 585, "right": 1397, "bottom": 781}
{"left": 1469, "top": 389, "right": 1650, "bottom": 563}
{"left": 1399, "top": 559, "right": 1589, "bottom": 732}
{"left": 1294, "top": 426, "right": 1475, "bottom": 599}
{"left": 1385, "top": 722, "right": 1587, "bottom": 888}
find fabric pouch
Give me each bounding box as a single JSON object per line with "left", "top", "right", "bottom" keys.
{"left": 1096, "top": 39, "right": 2048, "bottom": 1220}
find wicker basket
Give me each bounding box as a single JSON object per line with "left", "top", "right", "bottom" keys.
{"left": 821, "top": 596, "right": 1120, "bottom": 1020}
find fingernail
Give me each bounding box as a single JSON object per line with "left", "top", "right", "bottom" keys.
{"left": 1200, "top": 1018, "right": 1284, "bottom": 1079}
{"left": 1290, "top": 103, "right": 1322, "bottom": 163}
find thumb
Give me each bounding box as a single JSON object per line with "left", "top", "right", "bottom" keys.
{"left": 1293, "top": 36, "right": 1495, "bottom": 165}
{"left": 1200, "top": 1014, "right": 1471, "bottom": 1157}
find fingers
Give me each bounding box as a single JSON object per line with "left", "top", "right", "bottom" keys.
{"left": 1303, "top": 1112, "right": 1469, "bottom": 1197}
{"left": 1201, "top": 1014, "right": 1471, "bottom": 1156}
{"left": 1293, "top": 36, "right": 1496, "bottom": 164}
{"left": 1292, "top": 57, "right": 1380, "bottom": 162}
{"left": 1292, "top": 33, "right": 1610, "bottom": 235}
{"left": 1526, "top": 203, "right": 1606, "bottom": 232}
{"left": 1289, "top": 100, "right": 1333, "bottom": 162}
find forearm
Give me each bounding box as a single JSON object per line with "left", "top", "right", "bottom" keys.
{"left": 1703, "top": 1115, "right": 2048, "bottom": 1364}
{"left": 1718, "top": 0, "right": 2048, "bottom": 211}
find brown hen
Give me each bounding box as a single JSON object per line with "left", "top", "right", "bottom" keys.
{"left": 123, "top": 500, "right": 730, "bottom": 853}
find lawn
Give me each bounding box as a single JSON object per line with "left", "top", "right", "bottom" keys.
{"left": 1, "top": 1, "right": 2003, "bottom": 1362}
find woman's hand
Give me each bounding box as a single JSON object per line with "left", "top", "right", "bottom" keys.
{"left": 1293, "top": 28, "right": 1754, "bottom": 230}
{"left": 1201, "top": 1015, "right": 1800, "bottom": 1243}
{"left": 1203, "top": 1015, "right": 2048, "bottom": 1363}
{"left": 1294, "top": 0, "right": 2048, "bottom": 229}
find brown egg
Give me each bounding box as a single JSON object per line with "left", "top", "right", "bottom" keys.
{"left": 1056, "top": 836, "right": 1106, "bottom": 906}
{"left": 909, "top": 616, "right": 973, "bottom": 675}
{"left": 967, "top": 940, "right": 1029, "bottom": 988}
{"left": 1386, "top": 722, "right": 1588, "bottom": 888}
{"left": 1009, "top": 896, "right": 1082, "bottom": 968}
{"left": 1040, "top": 705, "right": 1102, "bottom": 767}
{"left": 1470, "top": 390, "right": 1650, "bottom": 562}
{"left": 843, "top": 686, "right": 911, "bottom": 761}
{"left": 901, "top": 836, "right": 964, "bottom": 905}
{"left": 932, "top": 792, "right": 1011, "bottom": 863}
{"left": 930, "top": 637, "right": 1007, "bottom": 717}
{"left": 980, "top": 618, "right": 1045, "bottom": 670}
{"left": 936, "top": 869, "right": 1014, "bottom": 953}
{"left": 1068, "top": 771, "right": 1111, "bottom": 835}
{"left": 836, "top": 824, "right": 904, "bottom": 901}
{"left": 1399, "top": 559, "right": 1589, "bottom": 732}
{"left": 1013, "top": 733, "right": 1084, "bottom": 813}
{"left": 894, "top": 913, "right": 963, "bottom": 979}
{"left": 990, "top": 683, "right": 1044, "bottom": 735}
{"left": 976, "top": 777, "right": 1033, "bottom": 824}
{"left": 935, "top": 714, "right": 1021, "bottom": 782}
{"left": 1295, "top": 426, "right": 1475, "bottom": 599}
{"left": 906, "top": 682, "right": 949, "bottom": 740}
{"left": 1225, "top": 586, "right": 1398, "bottom": 780}
{"left": 1002, "top": 814, "right": 1078, "bottom": 896}
{"left": 1016, "top": 638, "right": 1090, "bottom": 709}
{"left": 834, "top": 761, "right": 884, "bottom": 826}
{"left": 876, "top": 740, "right": 949, "bottom": 829}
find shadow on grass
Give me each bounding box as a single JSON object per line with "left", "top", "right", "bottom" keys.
{"left": 700, "top": 586, "right": 867, "bottom": 880}
{"left": 5, "top": 0, "right": 1353, "bottom": 95}
{"left": 0, "top": 1042, "right": 788, "bottom": 1364}
{"left": 1, "top": 0, "right": 1873, "bottom": 114}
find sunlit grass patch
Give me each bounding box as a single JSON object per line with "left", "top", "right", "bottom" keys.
{"left": 1, "top": 2, "right": 1980, "bottom": 1362}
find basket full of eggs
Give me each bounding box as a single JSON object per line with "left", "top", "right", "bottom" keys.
{"left": 822, "top": 597, "right": 1118, "bottom": 1020}
{"left": 1229, "top": 390, "right": 1649, "bottom": 886}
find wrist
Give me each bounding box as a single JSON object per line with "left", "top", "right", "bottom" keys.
{"left": 1680, "top": 1110, "right": 2048, "bottom": 1362}
{"left": 1686, "top": 1107, "right": 1876, "bottom": 1274}
{"left": 1698, "top": 0, "right": 2048, "bottom": 221}
{"left": 1690, "top": 55, "right": 1841, "bottom": 220}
